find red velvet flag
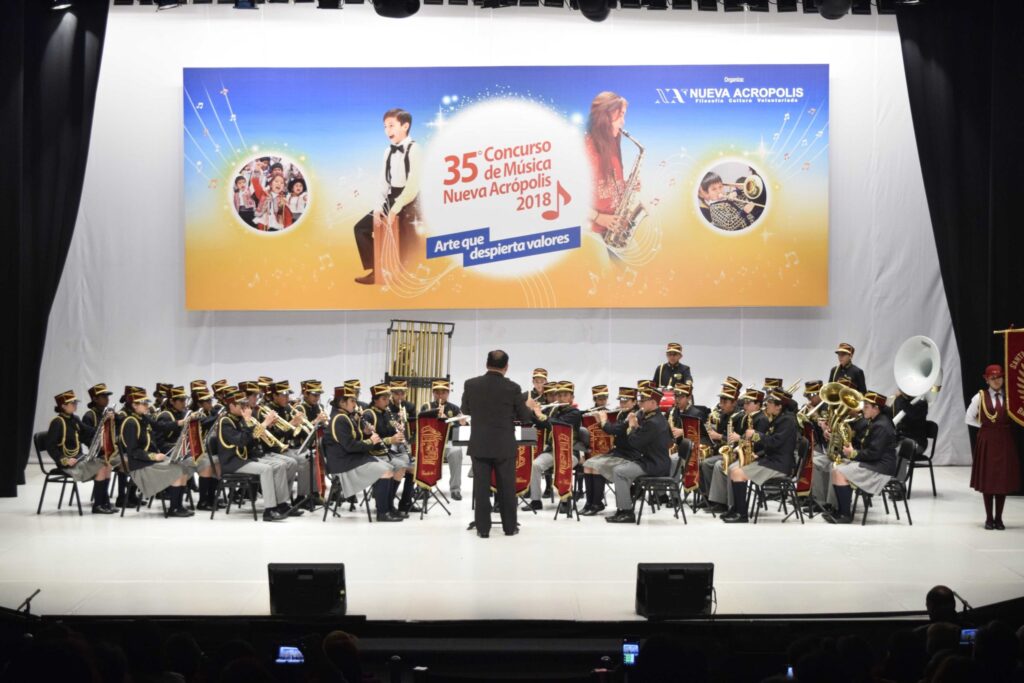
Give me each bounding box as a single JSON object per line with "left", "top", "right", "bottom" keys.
{"left": 1005, "top": 329, "right": 1024, "bottom": 427}
{"left": 582, "top": 414, "right": 613, "bottom": 459}
{"left": 796, "top": 423, "right": 815, "bottom": 496}
{"left": 552, "top": 422, "right": 574, "bottom": 501}
{"left": 489, "top": 444, "right": 534, "bottom": 497}
{"left": 414, "top": 415, "right": 449, "bottom": 489}
{"left": 681, "top": 415, "right": 702, "bottom": 492}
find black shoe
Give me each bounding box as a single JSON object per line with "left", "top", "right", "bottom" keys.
{"left": 580, "top": 504, "right": 597, "bottom": 516}
{"left": 92, "top": 504, "right": 117, "bottom": 515}
{"left": 521, "top": 500, "right": 542, "bottom": 512}
{"left": 451, "top": 491, "right": 462, "bottom": 501}
{"left": 399, "top": 503, "right": 422, "bottom": 514}
{"left": 557, "top": 501, "right": 571, "bottom": 514}
{"left": 376, "top": 511, "right": 404, "bottom": 522}
{"left": 168, "top": 507, "right": 194, "bottom": 518}
{"left": 196, "top": 501, "right": 214, "bottom": 512}
{"left": 126, "top": 494, "right": 140, "bottom": 508}
{"left": 477, "top": 530, "right": 489, "bottom": 538}
{"left": 606, "top": 510, "right": 636, "bottom": 523}
{"left": 995, "top": 520, "right": 1005, "bottom": 530}
{"left": 708, "top": 503, "right": 729, "bottom": 514}
{"left": 284, "top": 504, "right": 305, "bottom": 517}
{"left": 263, "top": 509, "right": 286, "bottom": 522}
{"left": 542, "top": 486, "right": 553, "bottom": 498}
{"left": 392, "top": 507, "right": 410, "bottom": 519}
{"left": 823, "top": 512, "right": 838, "bottom": 524}
{"left": 695, "top": 499, "right": 709, "bottom": 509}
{"left": 985, "top": 520, "right": 995, "bottom": 530}
{"left": 504, "top": 528, "right": 519, "bottom": 536}
{"left": 834, "top": 514, "right": 853, "bottom": 525}
{"left": 722, "top": 513, "right": 748, "bottom": 524}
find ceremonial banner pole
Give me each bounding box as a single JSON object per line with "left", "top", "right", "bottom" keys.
{"left": 551, "top": 422, "right": 578, "bottom": 521}
{"left": 995, "top": 326, "right": 1024, "bottom": 427}
{"left": 414, "top": 414, "right": 452, "bottom": 518}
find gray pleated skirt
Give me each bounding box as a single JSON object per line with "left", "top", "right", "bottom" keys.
{"left": 131, "top": 460, "right": 193, "bottom": 498}
{"left": 66, "top": 457, "right": 108, "bottom": 483}
{"left": 741, "top": 461, "right": 789, "bottom": 486}
{"left": 336, "top": 460, "right": 392, "bottom": 498}
{"left": 836, "top": 462, "right": 891, "bottom": 496}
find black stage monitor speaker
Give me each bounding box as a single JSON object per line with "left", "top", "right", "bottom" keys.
{"left": 636, "top": 563, "right": 714, "bottom": 619}
{"left": 268, "top": 563, "right": 346, "bottom": 616}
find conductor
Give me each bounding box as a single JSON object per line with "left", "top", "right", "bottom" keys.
{"left": 462, "top": 350, "right": 536, "bottom": 538}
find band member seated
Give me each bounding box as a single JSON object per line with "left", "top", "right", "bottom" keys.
{"left": 323, "top": 385, "right": 398, "bottom": 519}
{"left": 654, "top": 342, "right": 693, "bottom": 389}
{"left": 82, "top": 383, "right": 114, "bottom": 434}
{"left": 266, "top": 379, "right": 320, "bottom": 508}
{"left": 698, "top": 384, "right": 740, "bottom": 509}
{"left": 528, "top": 368, "right": 549, "bottom": 404}
{"left": 242, "top": 380, "right": 301, "bottom": 513}
{"left": 826, "top": 391, "right": 898, "bottom": 524}
{"left": 119, "top": 388, "right": 196, "bottom": 518}
{"left": 723, "top": 389, "right": 798, "bottom": 524}
{"left": 46, "top": 390, "right": 117, "bottom": 514}
{"left": 212, "top": 387, "right": 293, "bottom": 522}
{"left": 600, "top": 387, "right": 672, "bottom": 524}
{"left": 419, "top": 379, "right": 467, "bottom": 501}
{"left": 388, "top": 380, "right": 422, "bottom": 514}
{"left": 524, "top": 381, "right": 582, "bottom": 512}
{"left": 709, "top": 388, "right": 771, "bottom": 513}
{"left": 362, "top": 383, "right": 412, "bottom": 521}
{"left": 582, "top": 387, "right": 640, "bottom": 516}
{"left": 830, "top": 342, "right": 867, "bottom": 394}
{"left": 188, "top": 388, "right": 222, "bottom": 512}
{"left": 802, "top": 380, "right": 836, "bottom": 512}
{"left": 589, "top": 385, "right": 610, "bottom": 412}
{"left": 344, "top": 379, "right": 369, "bottom": 413}
{"left": 892, "top": 388, "right": 929, "bottom": 454}
{"left": 154, "top": 386, "right": 188, "bottom": 452}
{"left": 667, "top": 383, "right": 702, "bottom": 482}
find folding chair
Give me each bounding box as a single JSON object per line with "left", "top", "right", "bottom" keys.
{"left": 852, "top": 438, "right": 915, "bottom": 526}
{"left": 632, "top": 441, "right": 690, "bottom": 525}
{"left": 33, "top": 432, "right": 83, "bottom": 516}
{"left": 906, "top": 420, "right": 938, "bottom": 498}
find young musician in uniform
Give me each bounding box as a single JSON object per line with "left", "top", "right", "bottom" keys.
{"left": 583, "top": 387, "right": 641, "bottom": 515}
{"left": 362, "top": 384, "right": 411, "bottom": 520}
{"left": 722, "top": 389, "right": 799, "bottom": 524}
{"left": 892, "top": 388, "right": 930, "bottom": 454}
{"left": 119, "top": 388, "right": 195, "bottom": 518}
{"left": 388, "top": 380, "right": 422, "bottom": 514}
{"left": 965, "top": 365, "right": 1020, "bottom": 530}
{"left": 419, "top": 379, "right": 467, "bottom": 501}
{"left": 528, "top": 369, "right": 549, "bottom": 404}
{"left": 45, "top": 390, "right": 117, "bottom": 514}
{"left": 267, "top": 380, "right": 322, "bottom": 509}
{"left": 826, "top": 391, "right": 899, "bottom": 524}
{"left": 82, "top": 383, "right": 114, "bottom": 435}
{"left": 707, "top": 388, "right": 771, "bottom": 514}
{"left": 154, "top": 386, "right": 188, "bottom": 452}
{"left": 653, "top": 342, "right": 693, "bottom": 389}
{"left": 188, "top": 388, "right": 222, "bottom": 512}
{"left": 353, "top": 108, "right": 422, "bottom": 285}
{"left": 323, "top": 386, "right": 396, "bottom": 518}
{"left": 602, "top": 387, "right": 672, "bottom": 523}
{"left": 667, "top": 383, "right": 702, "bottom": 484}
{"left": 344, "top": 379, "right": 369, "bottom": 414}
{"left": 829, "top": 342, "right": 867, "bottom": 394}
{"left": 803, "top": 380, "right": 837, "bottom": 512}
{"left": 212, "top": 388, "right": 292, "bottom": 522}
{"left": 241, "top": 381, "right": 301, "bottom": 511}
{"left": 524, "top": 381, "right": 583, "bottom": 512}
{"left": 698, "top": 384, "right": 740, "bottom": 510}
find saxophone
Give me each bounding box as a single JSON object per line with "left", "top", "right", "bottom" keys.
{"left": 603, "top": 130, "right": 647, "bottom": 250}
{"left": 719, "top": 414, "right": 736, "bottom": 473}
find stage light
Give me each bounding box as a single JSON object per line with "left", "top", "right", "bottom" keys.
{"left": 802, "top": 0, "right": 818, "bottom": 13}
{"left": 234, "top": 0, "right": 259, "bottom": 8}
{"left": 851, "top": 0, "right": 871, "bottom": 14}
{"left": 724, "top": 1, "right": 768, "bottom": 11}
{"left": 50, "top": 0, "right": 72, "bottom": 9}
{"left": 578, "top": 0, "right": 609, "bottom": 21}
{"left": 670, "top": 0, "right": 692, "bottom": 8}
{"left": 156, "top": 0, "right": 181, "bottom": 8}
{"left": 697, "top": 0, "right": 716, "bottom": 10}
{"left": 374, "top": 0, "right": 419, "bottom": 16}
{"left": 776, "top": 0, "right": 797, "bottom": 11}
{"left": 316, "top": 0, "right": 342, "bottom": 7}
{"left": 817, "top": 0, "right": 850, "bottom": 19}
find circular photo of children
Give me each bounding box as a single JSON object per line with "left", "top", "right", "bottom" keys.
{"left": 696, "top": 161, "right": 769, "bottom": 233}
{"left": 230, "top": 154, "right": 310, "bottom": 233}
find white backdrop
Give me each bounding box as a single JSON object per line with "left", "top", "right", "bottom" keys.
{"left": 36, "top": 3, "right": 971, "bottom": 464}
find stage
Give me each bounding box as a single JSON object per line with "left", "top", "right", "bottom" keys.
{"left": 2, "top": 466, "right": 1021, "bottom": 621}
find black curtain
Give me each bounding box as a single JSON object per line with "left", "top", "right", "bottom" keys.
{"left": 897, "top": 0, "right": 1024, "bottom": 404}
{"left": 1, "top": 0, "right": 109, "bottom": 497}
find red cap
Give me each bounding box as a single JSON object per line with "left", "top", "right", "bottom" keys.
{"left": 983, "top": 364, "right": 1003, "bottom": 380}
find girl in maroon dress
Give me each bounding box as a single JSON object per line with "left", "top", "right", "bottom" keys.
{"left": 966, "top": 364, "right": 1021, "bottom": 529}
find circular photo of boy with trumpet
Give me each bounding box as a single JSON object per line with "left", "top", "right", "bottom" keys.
{"left": 696, "top": 161, "right": 769, "bottom": 233}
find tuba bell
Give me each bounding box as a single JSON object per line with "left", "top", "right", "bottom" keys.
{"left": 892, "top": 335, "right": 942, "bottom": 424}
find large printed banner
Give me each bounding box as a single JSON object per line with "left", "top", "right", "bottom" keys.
{"left": 184, "top": 65, "right": 829, "bottom": 310}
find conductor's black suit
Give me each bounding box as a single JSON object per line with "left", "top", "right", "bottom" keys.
{"left": 462, "top": 370, "right": 534, "bottom": 535}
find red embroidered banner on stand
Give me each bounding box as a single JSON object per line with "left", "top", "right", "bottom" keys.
{"left": 490, "top": 444, "right": 534, "bottom": 497}
{"left": 1004, "top": 329, "right": 1024, "bottom": 427}
{"left": 582, "top": 414, "right": 613, "bottom": 460}
{"left": 796, "top": 423, "right": 815, "bottom": 496}
{"left": 552, "top": 422, "right": 574, "bottom": 501}
{"left": 414, "top": 415, "right": 448, "bottom": 489}
{"left": 681, "top": 415, "right": 702, "bottom": 492}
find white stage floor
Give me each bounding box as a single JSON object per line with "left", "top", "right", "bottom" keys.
{"left": 2, "top": 466, "right": 1022, "bottom": 621}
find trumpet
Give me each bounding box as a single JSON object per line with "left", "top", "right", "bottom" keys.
{"left": 258, "top": 405, "right": 300, "bottom": 437}
{"left": 718, "top": 174, "right": 767, "bottom": 208}
{"left": 245, "top": 415, "right": 287, "bottom": 450}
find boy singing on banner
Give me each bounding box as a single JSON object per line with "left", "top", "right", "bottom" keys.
{"left": 353, "top": 108, "right": 423, "bottom": 285}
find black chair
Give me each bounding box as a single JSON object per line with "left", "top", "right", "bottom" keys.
{"left": 322, "top": 476, "right": 374, "bottom": 523}
{"left": 906, "top": 420, "right": 938, "bottom": 498}
{"left": 632, "top": 440, "right": 690, "bottom": 525}
{"left": 852, "top": 438, "right": 915, "bottom": 526}
{"left": 33, "top": 431, "right": 83, "bottom": 516}
{"left": 211, "top": 472, "right": 261, "bottom": 521}
{"left": 750, "top": 438, "right": 808, "bottom": 525}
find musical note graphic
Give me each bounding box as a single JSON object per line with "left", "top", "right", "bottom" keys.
{"left": 586, "top": 272, "right": 599, "bottom": 296}
{"left": 541, "top": 181, "right": 572, "bottom": 221}
{"left": 319, "top": 253, "right": 334, "bottom": 271}
{"left": 207, "top": 179, "right": 218, "bottom": 189}
{"left": 197, "top": 101, "right": 204, "bottom": 110}
{"left": 335, "top": 203, "right": 344, "bottom": 212}
{"left": 801, "top": 162, "right": 811, "bottom": 171}
{"left": 247, "top": 273, "right": 260, "bottom": 289}
{"left": 650, "top": 197, "right": 661, "bottom": 207}
{"left": 621, "top": 267, "right": 638, "bottom": 288}
{"left": 229, "top": 114, "right": 237, "bottom": 122}
{"left": 783, "top": 251, "right": 799, "bottom": 268}
{"left": 416, "top": 263, "right": 431, "bottom": 277}
{"left": 219, "top": 87, "right": 229, "bottom": 96}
